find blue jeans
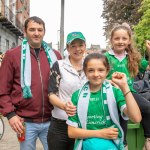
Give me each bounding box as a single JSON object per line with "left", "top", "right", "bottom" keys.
{"left": 20, "top": 121, "right": 50, "bottom": 150}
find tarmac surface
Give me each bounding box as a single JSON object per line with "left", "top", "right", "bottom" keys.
{"left": 0, "top": 117, "right": 43, "bottom": 150}
{"left": 0, "top": 116, "right": 129, "bottom": 150}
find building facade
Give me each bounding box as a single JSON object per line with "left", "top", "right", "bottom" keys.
{"left": 0, "top": 0, "right": 30, "bottom": 53}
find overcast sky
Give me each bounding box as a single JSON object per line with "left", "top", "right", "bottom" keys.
{"left": 30, "top": 0, "right": 106, "bottom": 49}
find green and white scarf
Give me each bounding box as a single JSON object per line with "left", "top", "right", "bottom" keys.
{"left": 74, "top": 81, "right": 125, "bottom": 150}
{"left": 21, "top": 38, "right": 57, "bottom": 98}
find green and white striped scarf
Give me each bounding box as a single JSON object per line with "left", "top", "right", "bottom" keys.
{"left": 21, "top": 38, "right": 57, "bottom": 98}
{"left": 74, "top": 81, "right": 125, "bottom": 150}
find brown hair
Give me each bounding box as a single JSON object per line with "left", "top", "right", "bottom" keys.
{"left": 110, "top": 24, "right": 141, "bottom": 77}
{"left": 24, "top": 16, "right": 45, "bottom": 31}
{"left": 83, "top": 53, "right": 110, "bottom": 73}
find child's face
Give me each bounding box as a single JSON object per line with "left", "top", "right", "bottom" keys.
{"left": 111, "top": 29, "right": 131, "bottom": 53}
{"left": 85, "top": 58, "right": 108, "bottom": 88}
{"left": 67, "top": 39, "right": 86, "bottom": 61}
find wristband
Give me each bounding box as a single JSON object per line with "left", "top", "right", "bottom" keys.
{"left": 124, "top": 91, "right": 131, "bottom": 97}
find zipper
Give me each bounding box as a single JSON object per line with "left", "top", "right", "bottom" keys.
{"left": 34, "top": 50, "right": 45, "bottom": 123}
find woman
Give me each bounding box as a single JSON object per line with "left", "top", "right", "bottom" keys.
{"left": 47, "top": 32, "right": 87, "bottom": 150}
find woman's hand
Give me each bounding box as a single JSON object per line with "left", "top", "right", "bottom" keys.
{"left": 64, "top": 101, "right": 76, "bottom": 116}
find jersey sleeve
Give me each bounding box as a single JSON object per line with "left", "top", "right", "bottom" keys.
{"left": 48, "top": 61, "right": 61, "bottom": 95}
{"left": 113, "top": 87, "right": 128, "bottom": 120}
{"left": 139, "top": 58, "right": 148, "bottom": 73}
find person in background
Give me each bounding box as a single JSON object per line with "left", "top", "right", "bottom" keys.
{"left": 67, "top": 53, "right": 141, "bottom": 150}
{"left": 47, "top": 31, "right": 87, "bottom": 150}
{"left": 0, "top": 16, "right": 61, "bottom": 150}
{"left": 104, "top": 23, "right": 150, "bottom": 150}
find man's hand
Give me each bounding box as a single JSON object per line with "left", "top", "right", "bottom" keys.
{"left": 9, "top": 115, "right": 24, "bottom": 134}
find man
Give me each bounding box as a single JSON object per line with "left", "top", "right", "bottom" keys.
{"left": 0, "top": 16, "right": 61, "bottom": 150}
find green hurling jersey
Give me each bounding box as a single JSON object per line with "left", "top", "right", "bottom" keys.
{"left": 68, "top": 86, "right": 126, "bottom": 130}
{"left": 105, "top": 52, "right": 148, "bottom": 92}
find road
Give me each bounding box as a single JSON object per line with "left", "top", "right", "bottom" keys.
{"left": 0, "top": 117, "right": 43, "bottom": 150}
{"left": 0, "top": 116, "right": 129, "bottom": 150}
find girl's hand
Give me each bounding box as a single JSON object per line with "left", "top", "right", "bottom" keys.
{"left": 64, "top": 101, "right": 76, "bottom": 116}
{"left": 106, "top": 79, "right": 119, "bottom": 88}
{"left": 98, "top": 128, "right": 118, "bottom": 139}
{"left": 112, "top": 72, "right": 127, "bottom": 88}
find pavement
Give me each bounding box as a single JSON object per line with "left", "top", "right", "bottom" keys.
{"left": 0, "top": 117, "right": 43, "bottom": 150}
{"left": 0, "top": 116, "right": 129, "bottom": 150}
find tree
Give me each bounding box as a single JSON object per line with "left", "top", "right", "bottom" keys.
{"left": 102, "top": 0, "right": 142, "bottom": 39}
{"left": 134, "top": 0, "right": 150, "bottom": 56}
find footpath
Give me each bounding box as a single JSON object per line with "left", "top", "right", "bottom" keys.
{"left": 0, "top": 117, "right": 43, "bottom": 150}
{"left": 0, "top": 117, "right": 129, "bottom": 150}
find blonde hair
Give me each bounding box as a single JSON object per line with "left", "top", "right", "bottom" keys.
{"left": 110, "top": 23, "right": 141, "bottom": 77}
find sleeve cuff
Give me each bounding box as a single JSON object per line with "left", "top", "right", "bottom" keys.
{"left": 120, "top": 104, "right": 129, "bottom": 120}
{"left": 6, "top": 112, "right": 16, "bottom": 120}
{"left": 66, "top": 119, "right": 78, "bottom": 127}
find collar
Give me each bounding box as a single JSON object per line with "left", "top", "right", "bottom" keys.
{"left": 108, "top": 49, "right": 127, "bottom": 61}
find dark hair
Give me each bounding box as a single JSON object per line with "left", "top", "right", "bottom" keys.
{"left": 110, "top": 24, "right": 141, "bottom": 77}
{"left": 24, "top": 16, "right": 45, "bottom": 31}
{"left": 83, "top": 53, "right": 110, "bottom": 72}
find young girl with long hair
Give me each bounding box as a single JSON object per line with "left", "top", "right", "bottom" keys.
{"left": 105, "top": 23, "right": 150, "bottom": 149}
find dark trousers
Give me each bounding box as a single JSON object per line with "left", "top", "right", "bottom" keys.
{"left": 120, "top": 116, "right": 128, "bottom": 146}
{"left": 47, "top": 117, "right": 75, "bottom": 150}
{"left": 120, "top": 92, "right": 150, "bottom": 145}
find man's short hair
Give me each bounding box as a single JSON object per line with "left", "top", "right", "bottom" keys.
{"left": 24, "top": 16, "right": 45, "bottom": 31}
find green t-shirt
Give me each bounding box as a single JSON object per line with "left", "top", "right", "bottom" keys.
{"left": 105, "top": 52, "right": 148, "bottom": 92}
{"left": 68, "top": 86, "right": 126, "bottom": 130}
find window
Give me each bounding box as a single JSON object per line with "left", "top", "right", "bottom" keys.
{"left": 6, "top": 39, "right": 9, "bottom": 50}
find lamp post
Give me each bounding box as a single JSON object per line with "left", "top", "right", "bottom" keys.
{"left": 60, "top": 0, "right": 65, "bottom": 57}
{"left": 57, "top": 30, "right": 60, "bottom": 50}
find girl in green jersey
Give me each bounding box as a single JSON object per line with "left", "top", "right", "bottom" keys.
{"left": 105, "top": 23, "right": 150, "bottom": 149}
{"left": 67, "top": 53, "right": 141, "bottom": 150}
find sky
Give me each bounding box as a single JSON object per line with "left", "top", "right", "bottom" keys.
{"left": 30, "top": 0, "right": 106, "bottom": 49}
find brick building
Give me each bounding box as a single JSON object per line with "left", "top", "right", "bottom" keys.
{"left": 0, "top": 0, "right": 30, "bottom": 53}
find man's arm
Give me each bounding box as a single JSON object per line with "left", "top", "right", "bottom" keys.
{"left": 0, "top": 51, "right": 24, "bottom": 134}
{"left": 0, "top": 51, "right": 15, "bottom": 117}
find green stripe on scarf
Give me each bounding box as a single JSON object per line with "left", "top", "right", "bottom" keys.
{"left": 21, "top": 38, "right": 57, "bottom": 99}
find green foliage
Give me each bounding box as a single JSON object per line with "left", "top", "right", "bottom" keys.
{"left": 102, "top": 0, "right": 142, "bottom": 39}
{"left": 134, "top": 0, "right": 150, "bottom": 56}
